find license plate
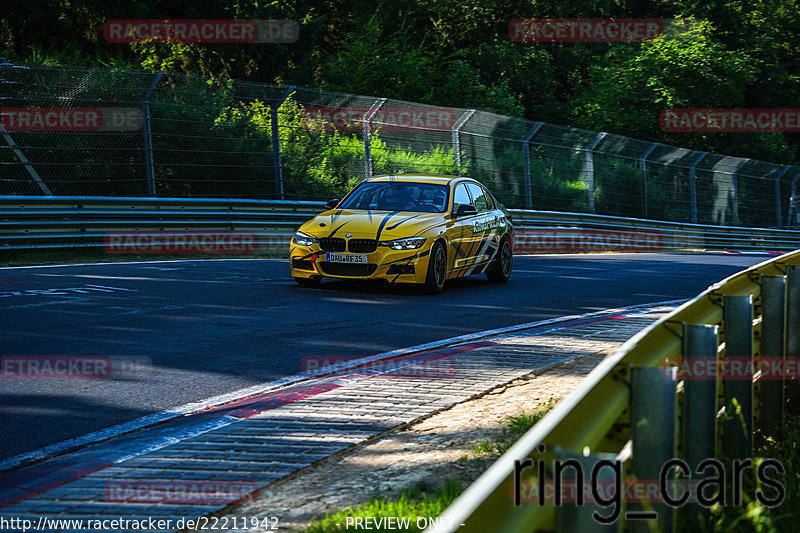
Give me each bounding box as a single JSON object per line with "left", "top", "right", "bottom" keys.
{"left": 326, "top": 253, "right": 368, "bottom": 264}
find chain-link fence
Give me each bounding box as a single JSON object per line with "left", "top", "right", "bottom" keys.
{"left": 2, "top": 61, "right": 799, "bottom": 228}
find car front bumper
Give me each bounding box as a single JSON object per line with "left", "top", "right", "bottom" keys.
{"left": 289, "top": 243, "right": 433, "bottom": 284}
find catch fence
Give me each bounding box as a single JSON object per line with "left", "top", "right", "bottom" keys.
{"left": 2, "top": 61, "right": 799, "bottom": 228}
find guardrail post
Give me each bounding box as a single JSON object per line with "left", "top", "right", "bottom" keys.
{"left": 141, "top": 71, "right": 164, "bottom": 196}
{"left": 722, "top": 295, "right": 753, "bottom": 460}
{"left": 689, "top": 152, "right": 707, "bottom": 224}
{"left": 586, "top": 132, "right": 607, "bottom": 214}
{"left": 270, "top": 85, "right": 295, "bottom": 200}
{"left": 452, "top": 110, "right": 476, "bottom": 177}
{"left": 760, "top": 275, "right": 786, "bottom": 434}
{"left": 553, "top": 449, "right": 621, "bottom": 532}
{"left": 630, "top": 366, "right": 676, "bottom": 533}
{"left": 731, "top": 159, "right": 748, "bottom": 226}
{"left": 639, "top": 143, "right": 659, "bottom": 218}
{"left": 362, "top": 98, "right": 387, "bottom": 179}
{"left": 786, "top": 265, "right": 800, "bottom": 409}
{"left": 523, "top": 122, "right": 544, "bottom": 210}
{"left": 681, "top": 324, "right": 718, "bottom": 523}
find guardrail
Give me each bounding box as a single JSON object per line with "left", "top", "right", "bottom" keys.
{"left": 433, "top": 250, "right": 800, "bottom": 533}
{"left": 1, "top": 195, "right": 798, "bottom": 253}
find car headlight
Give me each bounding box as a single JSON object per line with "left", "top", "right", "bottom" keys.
{"left": 293, "top": 231, "right": 319, "bottom": 247}
{"left": 379, "top": 237, "right": 427, "bottom": 250}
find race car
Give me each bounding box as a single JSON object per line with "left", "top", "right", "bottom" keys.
{"left": 289, "top": 175, "right": 513, "bottom": 293}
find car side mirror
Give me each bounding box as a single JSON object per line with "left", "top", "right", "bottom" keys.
{"left": 325, "top": 198, "right": 340, "bottom": 209}
{"left": 454, "top": 204, "right": 478, "bottom": 217}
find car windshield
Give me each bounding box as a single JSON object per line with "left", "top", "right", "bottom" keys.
{"left": 338, "top": 181, "right": 450, "bottom": 213}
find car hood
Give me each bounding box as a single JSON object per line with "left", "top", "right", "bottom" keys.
{"left": 299, "top": 209, "right": 445, "bottom": 240}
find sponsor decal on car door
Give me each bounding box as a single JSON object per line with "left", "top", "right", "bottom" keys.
{"left": 448, "top": 182, "right": 482, "bottom": 272}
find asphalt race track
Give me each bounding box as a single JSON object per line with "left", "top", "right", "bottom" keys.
{"left": 0, "top": 253, "right": 766, "bottom": 461}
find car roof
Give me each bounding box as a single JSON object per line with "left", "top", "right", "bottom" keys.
{"left": 366, "top": 174, "right": 478, "bottom": 186}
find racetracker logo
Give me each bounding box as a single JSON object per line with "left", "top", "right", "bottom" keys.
{"left": 103, "top": 19, "right": 299, "bottom": 43}
{"left": 104, "top": 232, "right": 276, "bottom": 254}
{"left": 0, "top": 107, "right": 141, "bottom": 132}
{"left": 508, "top": 18, "right": 692, "bottom": 43}
{"left": 303, "top": 107, "right": 458, "bottom": 132}
{"left": 659, "top": 356, "right": 800, "bottom": 381}
{"left": 104, "top": 480, "right": 259, "bottom": 504}
{"left": 301, "top": 355, "right": 456, "bottom": 379}
{"left": 660, "top": 108, "right": 800, "bottom": 132}
{"left": 513, "top": 229, "right": 663, "bottom": 254}
{"left": 1, "top": 356, "right": 151, "bottom": 379}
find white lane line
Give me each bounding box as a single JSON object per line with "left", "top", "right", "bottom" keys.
{"left": 0, "top": 298, "right": 685, "bottom": 472}
{"left": 0, "top": 258, "right": 287, "bottom": 270}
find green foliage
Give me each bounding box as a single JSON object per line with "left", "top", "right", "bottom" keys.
{"left": 5, "top": 0, "right": 800, "bottom": 200}
{"left": 211, "top": 96, "right": 464, "bottom": 200}
{"left": 303, "top": 481, "right": 463, "bottom": 533}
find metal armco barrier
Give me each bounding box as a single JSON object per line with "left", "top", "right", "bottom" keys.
{"left": 431, "top": 250, "right": 800, "bottom": 533}
{"left": 2, "top": 195, "right": 800, "bottom": 253}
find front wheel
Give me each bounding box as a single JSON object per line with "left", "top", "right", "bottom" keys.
{"left": 486, "top": 237, "right": 512, "bottom": 283}
{"left": 424, "top": 241, "right": 447, "bottom": 294}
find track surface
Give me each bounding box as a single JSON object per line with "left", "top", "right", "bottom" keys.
{"left": 0, "top": 253, "right": 764, "bottom": 460}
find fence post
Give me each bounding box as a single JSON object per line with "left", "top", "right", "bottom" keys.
{"left": 141, "top": 72, "right": 164, "bottom": 196}
{"left": 270, "top": 85, "right": 295, "bottom": 200}
{"left": 452, "top": 110, "right": 475, "bottom": 177}
{"left": 630, "top": 366, "right": 676, "bottom": 533}
{"left": 640, "top": 142, "right": 659, "bottom": 218}
{"left": 362, "top": 98, "right": 387, "bottom": 179}
{"left": 731, "top": 159, "right": 748, "bottom": 226}
{"left": 722, "top": 295, "right": 753, "bottom": 460}
{"left": 689, "top": 152, "right": 707, "bottom": 224}
{"left": 760, "top": 275, "right": 786, "bottom": 434}
{"left": 522, "top": 122, "right": 544, "bottom": 210}
{"left": 788, "top": 173, "right": 800, "bottom": 228}
{"left": 586, "top": 132, "right": 607, "bottom": 214}
{"left": 681, "top": 323, "right": 718, "bottom": 523}
{"left": 775, "top": 165, "right": 790, "bottom": 228}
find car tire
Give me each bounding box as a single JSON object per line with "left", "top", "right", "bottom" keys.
{"left": 486, "top": 237, "right": 512, "bottom": 283}
{"left": 424, "top": 241, "right": 447, "bottom": 294}
{"left": 294, "top": 276, "right": 322, "bottom": 287}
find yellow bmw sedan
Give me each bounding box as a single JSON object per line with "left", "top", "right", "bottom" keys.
{"left": 289, "top": 175, "right": 514, "bottom": 293}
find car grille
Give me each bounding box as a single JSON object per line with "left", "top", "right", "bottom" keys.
{"left": 320, "top": 263, "right": 378, "bottom": 277}
{"left": 347, "top": 239, "right": 378, "bottom": 253}
{"left": 319, "top": 237, "right": 346, "bottom": 252}
{"left": 291, "top": 259, "right": 315, "bottom": 271}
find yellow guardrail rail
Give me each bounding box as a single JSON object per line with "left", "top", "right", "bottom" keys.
{"left": 434, "top": 250, "right": 800, "bottom": 533}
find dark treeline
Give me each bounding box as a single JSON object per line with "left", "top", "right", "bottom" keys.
{"left": 2, "top": 0, "right": 799, "bottom": 164}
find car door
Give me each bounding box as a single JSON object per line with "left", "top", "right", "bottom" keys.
{"left": 447, "top": 181, "right": 482, "bottom": 273}
{"left": 464, "top": 182, "right": 502, "bottom": 271}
